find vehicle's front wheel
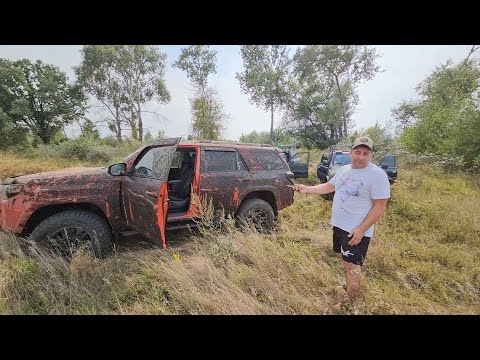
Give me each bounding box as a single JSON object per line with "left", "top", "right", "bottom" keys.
{"left": 236, "top": 198, "right": 275, "bottom": 233}
{"left": 30, "top": 210, "right": 113, "bottom": 258}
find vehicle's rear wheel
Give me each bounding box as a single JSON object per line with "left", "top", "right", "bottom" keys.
{"left": 30, "top": 210, "right": 113, "bottom": 258}
{"left": 236, "top": 198, "right": 275, "bottom": 233}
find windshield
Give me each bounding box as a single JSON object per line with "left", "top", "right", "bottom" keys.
{"left": 333, "top": 152, "right": 351, "bottom": 165}
{"left": 382, "top": 155, "right": 396, "bottom": 168}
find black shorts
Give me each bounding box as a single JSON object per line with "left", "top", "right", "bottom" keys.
{"left": 333, "top": 226, "right": 371, "bottom": 266}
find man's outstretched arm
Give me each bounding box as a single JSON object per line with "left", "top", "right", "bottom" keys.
{"left": 293, "top": 182, "right": 335, "bottom": 195}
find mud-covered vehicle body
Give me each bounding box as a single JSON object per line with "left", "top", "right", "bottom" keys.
{"left": 0, "top": 138, "right": 295, "bottom": 256}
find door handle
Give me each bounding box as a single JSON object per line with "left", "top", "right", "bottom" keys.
{"left": 146, "top": 191, "right": 158, "bottom": 198}
{"left": 235, "top": 178, "right": 250, "bottom": 183}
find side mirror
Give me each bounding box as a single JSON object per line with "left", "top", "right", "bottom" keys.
{"left": 322, "top": 159, "right": 328, "bottom": 166}
{"left": 108, "top": 163, "right": 126, "bottom": 176}
{"left": 381, "top": 163, "right": 388, "bottom": 169}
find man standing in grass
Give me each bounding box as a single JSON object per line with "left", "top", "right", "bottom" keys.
{"left": 293, "top": 136, "right": 390, "bottom": 304}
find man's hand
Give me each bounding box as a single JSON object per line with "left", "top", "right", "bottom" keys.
{"left": 293, "top": 184, "right": 308, "bottom": 193}
{"left": 348, "top": 227, "right": 365, "bottom": 245}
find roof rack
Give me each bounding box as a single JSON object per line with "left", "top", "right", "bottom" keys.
{"left": 183, "top": 140, "right": 273, "bottom": 147}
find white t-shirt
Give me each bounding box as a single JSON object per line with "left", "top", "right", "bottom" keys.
{"left": 328, "top": 163, "right": 390, "bottom": 237}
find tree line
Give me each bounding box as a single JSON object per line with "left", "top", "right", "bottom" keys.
{"left": 1, "top": 45, "right": 479, "bottom": 170}
{"left": 0, "top": 45, "right": 379, "bottom": 147}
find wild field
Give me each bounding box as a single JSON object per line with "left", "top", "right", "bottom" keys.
{"left": 1, "top": 149, "right": 479, "bottom": 314}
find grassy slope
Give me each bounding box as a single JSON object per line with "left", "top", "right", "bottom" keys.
{"left": 1, "top": 150, "right": 479, "bottom": 314}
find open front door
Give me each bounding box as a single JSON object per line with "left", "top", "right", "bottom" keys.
{"left": 122, "top": 138, "right": 180, "bottom": 247}
{"left": 289, "top": 152, "right": 310, "bottom": 178}
{"left": 379, "top": 153, "right": 398, "bottom": 184}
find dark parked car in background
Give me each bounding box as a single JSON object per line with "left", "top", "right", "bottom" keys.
{"left": 317, "top": 146, "right": 352, "bottom": 183}
{"left": 278, "top": 144, "right": 310, "bottom": 178}
{"left": 379, "top": 154, "right": 397, "bottom": 184}
{"left": 317, "top": 146, "right": 397, "bottom": 184}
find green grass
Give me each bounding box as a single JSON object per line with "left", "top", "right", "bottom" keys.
{"left": 1, "top": 151, "right": 479, "bottom": 314}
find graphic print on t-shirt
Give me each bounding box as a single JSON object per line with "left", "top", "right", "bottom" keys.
{"left": 337, "top": 175, "right": 364, "bottom": 202}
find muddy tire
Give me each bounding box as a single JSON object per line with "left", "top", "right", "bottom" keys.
{"left": 30, "top": 210, "right": 113, "bottom": 258}
{"left": 236, "top": 198, "right": 275, "bottom": 233}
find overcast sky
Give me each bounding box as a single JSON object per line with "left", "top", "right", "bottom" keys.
{"left": 0, "top": 45, "right": 475, "bottom": 140}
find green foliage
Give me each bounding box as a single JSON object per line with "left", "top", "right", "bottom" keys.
{"left": 0, "top": 109, "right": 28, "bottom": 149}
{"left": 393, "top": 58, "right": 480, "bottom": 170}
{"left": 174, "top": 46, "right": 226, "bottom": 141}
{"left": 75, "top": 45, "right": 170, "bottom": 142}
{"left": 290, "top": 45, "right": 380, "bottom": 140}
{"left": 156, "top": 130, "right": 166, "bottom": 140}
{"left": 239, "top": 128, "right": 295, "bottom": 145}
{"left": 79, "top": 118, "right": 100, "bottom": 139}
{"left": 144, "top": 131, "right": 153, "bottom": 142}
{"left": 99, "top": 135, "right": 121, "bottom": 147}
{"left": 236, "top": 46, "right": 291, "bottom": 143}
{"left": 190, "top": 89, "right": 228, "bottom": 140}
{"left": 173, "top": 45, "right": 217, "bottom": 93}
{"left": 0, "top": 58, "right": 86, "bottom": 144}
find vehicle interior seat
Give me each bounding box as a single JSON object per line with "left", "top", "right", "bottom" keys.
{"left": 168, "top": 152, "right": 195, "bottom": 211}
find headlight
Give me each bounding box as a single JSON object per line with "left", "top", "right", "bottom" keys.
{"left": 3, "top": 184, "right": 24, "bottom": 198}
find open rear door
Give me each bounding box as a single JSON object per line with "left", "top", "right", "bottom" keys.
{"left": 122, "top": 137, "right": 180, "bottom": 248}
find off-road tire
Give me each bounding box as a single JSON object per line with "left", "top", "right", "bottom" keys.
{"left": 236, "top": 198, "right": 275, "bottom": 233}
{"left": 30, "top": 210, "right": 113, "bottom": 258}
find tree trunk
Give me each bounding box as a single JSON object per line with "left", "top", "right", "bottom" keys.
{"left": 137, "top": 101, "right": 143, "bottom": 142}
{"left": 270, "top": 101, "right": 274, "bottom": 144}
{"left": 38, "top": 128, "right": 50, "bottom": 144}
{"left": 129, "top": 106, "right": 138, "bottom": 140}
{"left": 115, "top": 105, "right": 122, "bottom": 142}
{"left": 334, "top": 74, "right": 348, "bottom": 139}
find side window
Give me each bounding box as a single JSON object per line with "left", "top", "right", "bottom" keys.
{"left": 134, "top": 147, "right": 171, "bottom": 179}
{"left": 236, "top": 152, "right": 247, "bottom": 171}
{"left": 251, "top": 149, "right": 289, "bottom": 170}
{"left": 204, "top": 150, "right": 238, "bottom": 172}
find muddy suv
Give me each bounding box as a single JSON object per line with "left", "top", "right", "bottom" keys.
{"left": 0, "top": 138, "right": 295, "bottom": 257}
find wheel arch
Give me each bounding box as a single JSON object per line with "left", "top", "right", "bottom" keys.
{"left": 239, "top": 191, "right": 277, "bottom": 216}
{"left": 22, "top": 203, "right": 112, "bottom": 237}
